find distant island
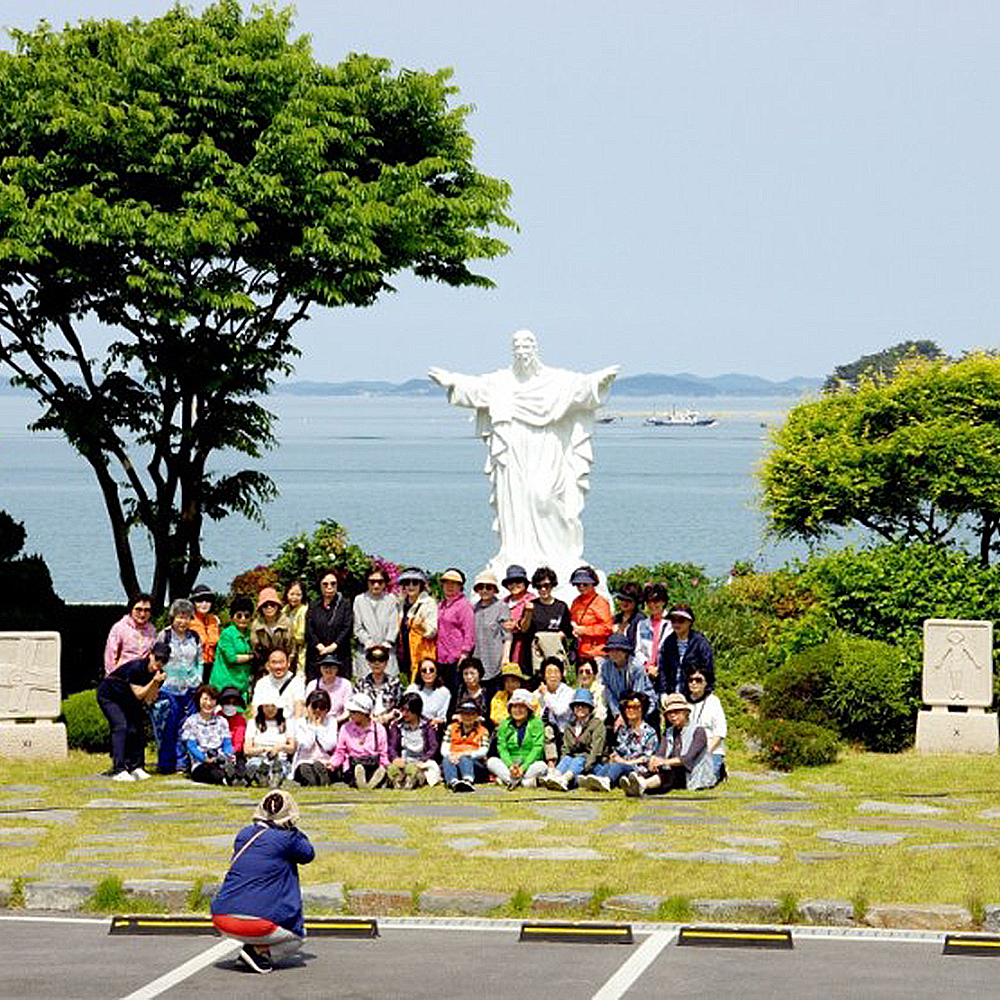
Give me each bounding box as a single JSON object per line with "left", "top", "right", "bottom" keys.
{"left": 275, "top": 372, "right": 822, "bottom": 398}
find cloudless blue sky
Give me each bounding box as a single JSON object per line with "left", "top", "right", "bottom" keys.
{"left": 6, "top": 1, "right": 999, "bottom": 382}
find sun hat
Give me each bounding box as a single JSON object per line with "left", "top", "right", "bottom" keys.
{"left": 499, "top": 662, "right": 526, "bottom": 679}
{"left": 345, "top": 692, "right": 374, "bottom": 715}
{"left": 316, "top": 653, "right": 340, "bottom": 670}
{"left": 605, "top": 632, "right": 635, "bottom": 652}
{"left": 570, "top": 688, "right": 595, "bottom": 710}
{"left": 667, "top": 604, "right": 694, "bottom": 621}
{"left": 473, "top": 570, "right": 499, "bottom": 591}
{"left": 397, "top": 567, "right": 427, "bottom": 585}
{"left": 189, "top": 583, "right": 214, "bottom": 603}
{"left": 253, "top": 789, "right": 299, "bottom": 829}
{"left": 508, "top": 689, "right": 535, "bottom": 709}
{"left": 256, "top": 586, "right": 281, "bottom": 610}
{"left": 661, "top": 692, "right": 691, "bottom": 714}
{"left": 217, "top": 685, "right": 244, "bottom": 707}
{"left": 570, "top": 565, "right": 599, "bottom": 585}
{"left": 456, "top": 699, "right": 481, "bottom": 715}
{"left": 440, "top": 568, "right": 466, "bottom": 585}
{"left": 502, "top": 564, "right": 529, "bottom": 586}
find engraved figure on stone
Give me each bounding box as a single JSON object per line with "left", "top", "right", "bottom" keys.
{"left": 931, "top": 629, "right": 982, "bottom": 701}
{"left": 429, "top": 330, "right": 618, "bottom": 582}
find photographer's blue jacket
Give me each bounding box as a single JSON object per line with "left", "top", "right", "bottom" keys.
{"left": 211, "top": 822, "right": 315, "bottom": 936}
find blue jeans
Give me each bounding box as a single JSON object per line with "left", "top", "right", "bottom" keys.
{"left": 151, "top": 688, "right": 196, "bottom": 774}
{"left": 592, "top": 762, "right": 636, "bottom": 784}
{"left": 441, "top": 755, "right": 483, "bottom": 785}
{"left": 553, "top": 755, "right": 588, "bottom": 779}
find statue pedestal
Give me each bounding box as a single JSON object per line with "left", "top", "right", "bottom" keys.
{"left": 915, "top": 708, "right": 998, "bottom": 753}
{"left": 0, "top": 720, "right": 68, "bottom": 759}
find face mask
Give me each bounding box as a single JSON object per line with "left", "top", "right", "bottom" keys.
{"left": 221, "top": 705, "right": 239, "bottom": 717}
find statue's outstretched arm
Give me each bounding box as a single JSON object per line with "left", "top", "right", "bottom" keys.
{"left": 428, "top": 367, "right": 455, "bottom": 390}
{"left": 595, "top": 365, "right": 620, "bottom": 394}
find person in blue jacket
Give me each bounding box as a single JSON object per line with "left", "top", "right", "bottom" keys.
{"left": 211, "top": 789, "right": 315, "bottom": 974}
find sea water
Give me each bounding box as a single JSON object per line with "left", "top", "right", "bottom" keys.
{"left": 0, "top": 392, "right": 815, "bottom": 602}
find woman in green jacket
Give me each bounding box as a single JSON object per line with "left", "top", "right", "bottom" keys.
{"left": 487, "top": 689, "right": 547, "bottom": 788}
{"left": 210, "top": 597, "right": 255, "bottom": 703}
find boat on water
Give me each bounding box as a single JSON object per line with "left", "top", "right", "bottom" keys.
{"left": 644, "top": 408, "right": 718, "bottom": 427}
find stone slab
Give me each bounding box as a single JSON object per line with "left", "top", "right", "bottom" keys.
{"left": 865, "top": 903, "right": 973, "bottom": 930}
{"left": 747, "top": 800, "right": 816, "bottom": 814}
{"left": 83, "top": 799, "right": 164, "bottom": 810}
{"left": 80, "top": 833, "right": 151, "bottom": 844}
{"left": 528, "top": 803, "right": 602, "bottom": 822}
{"left": 388, "top": 803, "right": 495, "bottom": 819}
{"left": 0, "top": 838, "right": 40, "bottom": 849}
{"left": 471, "top": 847, "right": 607, "bottom": 861}
{"left": 756, "top": 783, "right": 806, "bottom": 797}
{"left": 645, "top": 849, "right": 780, "bottom": 865}
{"left": 531, "top": 891, "right": 595, "bottom": 914}
{"left": 301, "top": 883, "right": 345, "bottom": 912}
{"left": 983, "top": 906, "right": 1000, "bottom": 933}
{"left": 3, "top": 809, "right": 77, "bottom": 824}
{"left": 3, "top": 784, "right": 47, "bottom": 794}
{"left": 796, "top": 852, "right": 849, "bottom": 863}
{"left": 856, "top": 817, "right": 998, "bottom": 832}
{"left": 418, "top": 890, "right": 508, "bottom": 915}
{"left": 719, "top": 835, "right": 782, "bottom": 848}
{"left": 192, "top": 834, "right": 239, "bottom": 847}
{"left": 123, "top": 879, "right": 190, "bottom": 910}
{"left": 0, "top": 720, "right": 67, "bottom": 759}
{"left": 801, "top": 782, "right": 848, "bottom": 793}
{"left": 445, "top": 837, "right": 485, "bottom": 851}
{"left": 800, "top": 899, "right": 854, "bottom": 925}
{"left": 0, "top": 631, "right": 61, "bottom": 719}
{"left": 856, "top": 800, "right": 947, "bottom": 816}
{"left": 690, "top": 898, "right": 781, "bottom": 921}
{"left": 922, "top": 619, "right": 992, "bottom": 707}
{"left": 916, "top": 710, "right": 999, "bottom": 753}
{"left": 22, "top": 880, "right": 92, "bottom": 911}
{"left": 351, "top": 824, "right": 408, "bottom": 840}
{"left": 816, "top": 830, "right": 907, "bottom": 847}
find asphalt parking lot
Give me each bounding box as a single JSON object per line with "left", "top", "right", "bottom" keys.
{"left": 4, "top": 915, "right": 1000, "bottom": 1000}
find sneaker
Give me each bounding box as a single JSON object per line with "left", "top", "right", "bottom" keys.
{"left": 238, "top": 944, "right": 272, "bottom": 974}
{"left": 354, "top": 763, "right": 368, "bottom": 789}
{"left": 623, "top": 771, "right": 645, "bottom": 797}
{"left": 578, "top": 774, "right": 599, "bottom": 792}
{"left": 402, "top": 772, "right": 416, "bottom": 790}
{"left": 368, "top": 765, "right": 386, "bottom": 788}
{"left": 130, "top": 768, "right": 151, "bottom": 781}
{"left": 593, "top": 774, "right": 612, "bottom": 793}
{"left": 522, "top": 776, "right": 537, "bottom": 788}
{"left": 111, "top": 770, "right": 135, "bottom": 782}
{"left": 454, "top": 778, "right": 475, "bottom": 793}
{"left": 617, "top": 775, "right": 631, "bottom": 791}
{"left": 554, "top": 773, "right": 571, "bottom": 791}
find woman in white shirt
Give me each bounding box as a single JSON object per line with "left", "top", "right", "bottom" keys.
{"left": 684, "top": 668, "right": 727, "bottom": 785}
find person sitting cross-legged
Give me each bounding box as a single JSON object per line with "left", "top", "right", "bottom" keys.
{"left": 580, "top": 690, "right": 658, "bottom": 793}
{"left": 181, "top": 684, "right": 236, "bottom": 785}
{"left": 487, "top": 689, "right": 547, "bottom": 789}
{"left": 441, "top": 699, "right": 491, "bottom": 792}
{"left": 386, "top": 692, "right": 441, "bottom": 789}
{"left": 542, "top": 688, "right": 606, "bottom": 791}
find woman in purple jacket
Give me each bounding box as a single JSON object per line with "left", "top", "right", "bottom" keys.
{"left": 211, "top": 789, "right": 314, "bottom": 974}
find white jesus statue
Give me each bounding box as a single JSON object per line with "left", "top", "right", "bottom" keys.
{"left": 429, "top": 330, "right": 618, "bottom": 586}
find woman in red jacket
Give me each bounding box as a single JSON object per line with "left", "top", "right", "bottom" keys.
{"left": 569, "top": 565, "right": 613, "bottom": 660}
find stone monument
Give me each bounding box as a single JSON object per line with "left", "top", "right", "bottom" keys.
{"left": 0, "top": 631, "right": 68, "bottom": 758}
{"left": 429, "top": 330, "right": 618, "bottom": 592}
{"left": 915, "top": 618, "right": 998, "bottom": 753}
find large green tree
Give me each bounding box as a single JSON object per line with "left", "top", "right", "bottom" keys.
{"left": 822, "top": 339, "right": 944, "bottom": 392}
{"left": 0, "top": 2, "right": 512, "bottom": 605}
{"left": 761, "top": 354, "right": 1000, "bottom": 565}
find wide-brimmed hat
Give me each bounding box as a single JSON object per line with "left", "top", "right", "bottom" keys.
{"left": 661, "top": 692, "right": 691, "bottom": 715}
{"left": 570, "top": 688, "right": 595, "bottom": 710}
{"left": 605, "top": 633, "right": 634, "bottom": 652}
{"left": 508, "top": 689, "right": 534, "bottom": 709}
{"left": 217, "top": 685, "right": 244, "bottom": 707}
{"left": 256, "top": 587, "right": 281, "bottom": 610}
{"left": 502, "top": 564, "right": 529, "bottom": 586}
{"left": 345, "top": 692, "right": 374, "bottom": 715}
{"left": 189, "top": 583, "right": 214, "bottom": 603}
{"left": 500, "top": 662, "right": 526, "bottom": 679}
{"left": 253, "top": 789, "right": 299, "bottom": 829}
{"left": 440, "top": 568, "right": 466, "bottom": 585}
{"left": 473, "top": 570, "right": 499, "bottom": 592}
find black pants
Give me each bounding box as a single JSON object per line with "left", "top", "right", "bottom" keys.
{"left": 649, "top": 764, "right": 689, "bottom": 793}
{"left": 190, "top": 761, "right": 226, "bottom": 785}
{"left": 438, "top": 662, "right": 461, "bottom": 699}
{"left": 295, "top": 762, "right": 332, "bottom": 786}
{"left": 97, "top": 689, "right": 146, "bottom": 773}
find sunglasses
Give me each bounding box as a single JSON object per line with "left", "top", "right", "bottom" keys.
{"left": 420, "top": 667, "right": 436, "bottom": 674}
{"left": 369, "top": 656, "right": 388, "bottom": 664}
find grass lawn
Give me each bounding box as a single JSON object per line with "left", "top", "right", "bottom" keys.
{"left": 3, "top": 748, "right": 1000, "bottom": 915}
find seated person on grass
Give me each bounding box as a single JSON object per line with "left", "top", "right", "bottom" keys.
{"left": 245, "top": 701, "right": 295, "bottom": 788}
{"left": 252, "top": 648, "right": 306, "bottom": 721}
{"left": 542, "top": 688, "right": 606, "bottom": 791}
{"left": 454, "top": 658, "right": 490, "bottom": 727}
{"left": 211, "top": 789, "right": 314, "bottom": 975}
{"left": 386, "top": 692, "right": 442, "bottom": 789}
{"left": 330, "top": 692, "right": 390, "bottom": 789}
{"left": 581, "top": 690, "right": 658, "bottom": 793}
{"left": 292, "top": 689, "right": 338, "bottom": 786}
{"left": 180, "top": 684, "right": 236, "bottom": 785}
{"left": 441, "top": 699, "right": 491, "bottom": 792}
{"left": 487, "top": 689, "right": 547, "bottom": 789}
{"left": 489, "top": 663, "right": 528, "bottom": 726}
{"left": 622, "top": 692, "right": 713, "bottom": 796}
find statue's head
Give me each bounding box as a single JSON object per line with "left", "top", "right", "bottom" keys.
{"left": 511, "top": 329, "right": 540, "bottom": 375}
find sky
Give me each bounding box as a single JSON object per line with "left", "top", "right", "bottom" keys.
{"left": 5, "top": 0, "right": 1000, "bottom": 383}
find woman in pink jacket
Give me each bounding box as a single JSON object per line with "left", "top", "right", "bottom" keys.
{"left": 436, "top": 567, "right": 475, "bottom": 697}
{"left": 330, "top": 692, "right": 389, "bottom": 789}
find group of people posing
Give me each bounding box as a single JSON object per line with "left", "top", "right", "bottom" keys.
{"left": 96, "top": 563, "right": 725, "bottom": 797}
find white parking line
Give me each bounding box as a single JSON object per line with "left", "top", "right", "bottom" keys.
{"left": 591, "top": 930, "right": 674, "bottom": 1000}
{"left": 118, "top": 938, "right": 240, "bottom": 1000}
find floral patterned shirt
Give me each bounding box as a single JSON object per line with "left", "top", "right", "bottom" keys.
{"left": 614, "top": 721, "right": 658, "bottom": 762}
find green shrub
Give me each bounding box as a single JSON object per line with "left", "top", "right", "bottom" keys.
{"left": 748, "top": 718, "right": 840, "bottom": 770}
{"left": 760, "top": 643, "right": 838, "bottom": 729}
{"left": 607, "top": 561, "right": 710, "bottom": 608}
{"left": 60, "top": 689, "right": 109, "bottom": 752}
{"left": 825, "top": 636, "right": 920, "bottom": 752}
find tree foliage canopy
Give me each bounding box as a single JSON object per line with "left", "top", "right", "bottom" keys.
{"left": 0, "top": 1, "right": 513, "bottom": 604}
{"left": 761, "top": 353, "right": 1000, "bottom": 564}
{"left": 822, "top": 339, "right": 944, "bottom": 391}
